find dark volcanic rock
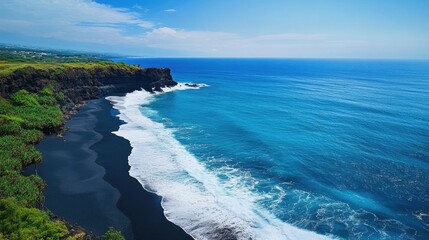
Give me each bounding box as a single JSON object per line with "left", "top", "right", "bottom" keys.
{"left": 0, "top": 65, "right": 177, "bottom": 114}
{"left": 185, "top": 83, "right": 199, "bottom": 88}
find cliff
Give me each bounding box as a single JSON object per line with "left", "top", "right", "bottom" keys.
{"left": 0, "top": 63, "right": 177, "bottom": 114}
{"left": 0, "top": 62, "right": 176, "bottom": 239}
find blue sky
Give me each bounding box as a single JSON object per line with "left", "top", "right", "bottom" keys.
{"left": 0, "top": 0, "right": 428, "bottom": 58}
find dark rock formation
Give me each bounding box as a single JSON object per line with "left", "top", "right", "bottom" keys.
{"left": 0, "top": 65, "right": 177, "bottom": 114}
{"left": 185, "top": 83, "right": 199, "bottom": 88}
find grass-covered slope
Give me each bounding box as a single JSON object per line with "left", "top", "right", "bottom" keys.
{"left": 0, "top": 61, "right": 137, "bottom": 77}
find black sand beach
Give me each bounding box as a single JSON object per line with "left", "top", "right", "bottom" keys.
{"left": 25, "top": 98, "right": 192, "bottom": 240}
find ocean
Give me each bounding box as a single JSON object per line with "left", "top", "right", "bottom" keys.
{"left": 109, "top": 58, "right": 429, "bottom": 239}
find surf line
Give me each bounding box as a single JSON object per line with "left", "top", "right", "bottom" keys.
{"left": 107, "top": 83, "right": 331, "bottom": 240}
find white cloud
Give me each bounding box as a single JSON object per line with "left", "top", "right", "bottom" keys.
{"left": 151, "top": 27, "right": 178, "bottom": 35}
{"left": 0, "top": 0, "right": 155, "bottom": 43}
{"left": 8, "top": 0, "right": 149, "bottom": 26}
{"left": 137, "top": 21, "right": 155, "bottom": 29}
{"left": 133, "top": 4, "right": 148, "bottom": 12}
{"left": 164, "top": 9, "right": 177, "bottom": 13}
{"left": 0, "top": 0, "right": 364, "bottom": 57}
{"left": 141, "top": 27, "right": 241, "bottom": 53}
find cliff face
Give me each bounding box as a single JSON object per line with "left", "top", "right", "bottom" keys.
{"left": 53, "top": 67, "right": 176, "bottom": 102}
{"left": 0, "top": 64, "right": 177, "bottom": 113}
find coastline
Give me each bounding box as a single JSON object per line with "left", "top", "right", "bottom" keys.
{"left": 25, "top": 97, "right": 192, "bottom": 240}
{"left": 107, "top": 86, "right": 332, "bottom": 240}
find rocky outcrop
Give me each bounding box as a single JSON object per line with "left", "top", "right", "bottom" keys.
{"left": 0, "top": 64, "right": 177, "bottom": 114}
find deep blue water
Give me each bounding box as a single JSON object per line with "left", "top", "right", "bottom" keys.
{"left": 116, "top": 58, "right": 429, "bottom": 239}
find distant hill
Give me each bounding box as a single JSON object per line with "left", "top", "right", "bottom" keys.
{"left": 0, "top": 44, "right": 118, "bottom": 63}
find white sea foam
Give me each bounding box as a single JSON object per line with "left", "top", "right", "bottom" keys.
{"left": 107, "top": 84, "right": 331, "bottom": 240}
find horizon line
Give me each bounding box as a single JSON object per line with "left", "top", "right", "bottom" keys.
{"left": 117, "top": 56, "right": 429, "bottom": 61}
{"left": 2, "top": 42, "right": 428, "bottom": 61}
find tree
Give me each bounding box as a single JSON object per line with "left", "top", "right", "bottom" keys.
{"left": 102, "top": 227, "right": 125, "bottom": 240}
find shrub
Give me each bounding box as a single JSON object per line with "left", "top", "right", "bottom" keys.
{"left": 0, "top": 119, "right": 42, "bottom": 144}
{"left": 40, "top": 87, "right": 54, "bottom": 96}
{"left": 37, "top": 95, "right": 57, "bottom": 106}
{"left": 0, "top": 114, "right": 24, "bottom": 124}
{"left": 15, "top": 105, "right": 63, "bottom": 130}
{"left": 103, "top": 227, "right": 125, "bottom": 240}
{"left": 0, "top": 198, "right": 68, "bottom": 239}
{"left": 16, "top": 129, "right": 44, "bottom": 144}
{"left": 0, "top": 156, "right": 22, "bottom": 175}
{"left": 0, "top": 173, "right": 45, "bottom": 207}
{"left": 0, "top": 136, "right": 42, "bottom": 166}
{"left": 38, "top": 86, "right": 57, "bottom": 106}
{"left": 0, "top": 118, "right": 22, "bottom": 135}
{"left": 55, "top": 92, "right": 65, "bottom": 101}
{"left": 0, "top": 98, "right": 14, "bottom": 114}
{"left": 10, "top": 90, "right": 39, "bottom": 107}
{"left": 48, "top": 67, "right": 66, "bottom": 79}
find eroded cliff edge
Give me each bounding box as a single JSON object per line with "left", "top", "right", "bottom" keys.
{"left": 0, "top": 63, "right": 177, "bottom": 115}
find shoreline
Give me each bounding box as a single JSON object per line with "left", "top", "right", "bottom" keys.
{"left": 25, "top": 97, "right": 192, "bottom": 240}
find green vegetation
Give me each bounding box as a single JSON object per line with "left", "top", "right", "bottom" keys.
{"left": 1, "top": 90, "right": 63, "bottom": 130}
{"left": 0, "top": 88, "right": 60, "bottom": 176}
{"left": 0, "top": 44, "right": 131, "bottom": 239}
{"left": 10, "top": 90, "right": 40, "bottom": 106}
{"left": 0, "top": 45, "right": 111, "bottom": 63}
{"left": 0, "top": 173, "right": 45, "bottom": 207}
{"left": 0, "top": 53, "right": 127, "bottom": 238}
{"left": 0, "top": 87, "right": 65, "bottom": 239}
{"left": 0, "top": 45, "right": 138, "bottom": 81}
{"left": 0, "top": 198, "right": 68, "bottom": 240}
{"left": 103, "top": 227, "right": 125, "bottom": 240}
{"left": 0, "top": 61, "right": 139, "bottom": 78}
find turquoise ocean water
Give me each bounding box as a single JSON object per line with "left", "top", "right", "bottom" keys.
{"left": 111, "top": 58, "right": 429, "bottom": 239}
